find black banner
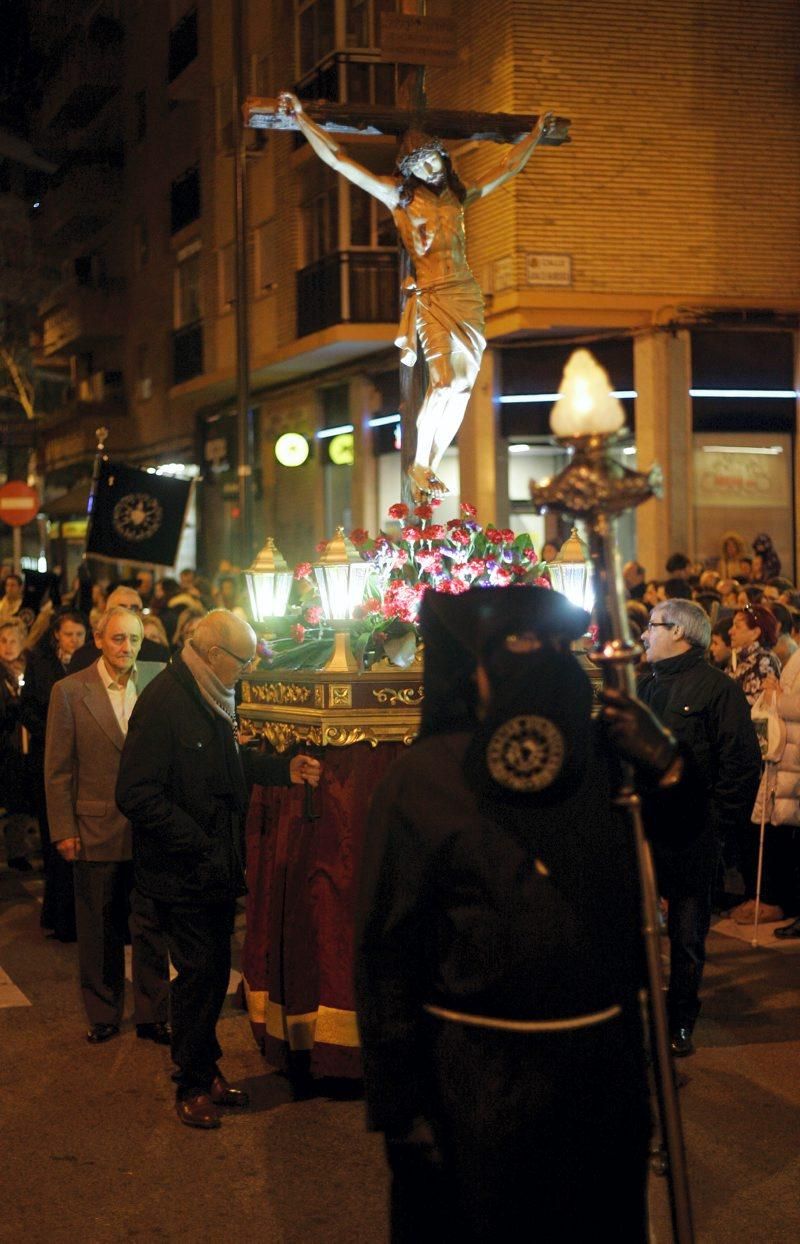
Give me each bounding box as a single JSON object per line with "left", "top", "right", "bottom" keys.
{"left": 85, "top": 459, "right": 192, "bottom": 568}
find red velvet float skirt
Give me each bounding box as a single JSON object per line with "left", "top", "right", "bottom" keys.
{"left": 242, "top": 741, "right": 405, "bottom": 1079}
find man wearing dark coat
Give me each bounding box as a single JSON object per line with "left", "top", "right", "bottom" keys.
{"left": 116, "top": 609, "right": 321, "bottom": 1129}
{"left": 638, "top": 597, "right": 761, "bottom": 1057}
{"left": 355, "top": 586, "right": 687, "bottom": 1242}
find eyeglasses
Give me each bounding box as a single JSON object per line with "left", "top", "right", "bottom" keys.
{"left": 645, "top": 621, "right": 676, "bottom": 630}
{"left": 213, "top": 643, "right": 258, "bottom": 671}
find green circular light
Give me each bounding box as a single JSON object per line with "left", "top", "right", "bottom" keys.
{"left": 328, "top": 432, "right": 355, "bottom": 466}
{"left": 274, "top": 432, "right": 310, "bottom": 467}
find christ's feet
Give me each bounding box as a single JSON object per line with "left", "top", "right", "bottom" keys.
{"left": 408, "top": 463, "right": 449, "bottom": 502}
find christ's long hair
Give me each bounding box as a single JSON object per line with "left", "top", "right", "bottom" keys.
{"left": 396, "top": 143, "right": 468, "bottom": 207}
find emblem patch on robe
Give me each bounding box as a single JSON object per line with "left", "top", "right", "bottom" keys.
{"left": 486, "top": 714, "right": 566, "bottom": 792}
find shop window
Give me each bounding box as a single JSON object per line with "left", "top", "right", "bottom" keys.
{"left": 170, "top": 165, "right": 201, "bottom": 235}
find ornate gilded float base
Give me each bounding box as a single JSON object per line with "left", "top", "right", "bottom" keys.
{"left": 240, "top": 664, "right": 423, "bottom": 750}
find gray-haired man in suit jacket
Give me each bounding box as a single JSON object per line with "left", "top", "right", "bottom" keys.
{"left": 45, "top": 605, "right": 170, "bottom": 1044}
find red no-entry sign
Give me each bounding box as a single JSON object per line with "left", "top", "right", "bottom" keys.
{"left": 0, "top": 481, "right": 40, "bottom": 527}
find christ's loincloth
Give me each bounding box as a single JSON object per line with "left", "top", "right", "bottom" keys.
{"left": 395, "top": 273, "right": 486, "bottom": 370}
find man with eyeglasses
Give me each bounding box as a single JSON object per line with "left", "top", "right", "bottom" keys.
{"left": 638, "top": 599, "right": 760, "bottom": 1057}
{"left": 116, "top": 609, "right": 321, "bottom": 1129}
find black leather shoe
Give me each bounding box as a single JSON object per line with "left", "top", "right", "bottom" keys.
{"left": 670, "top": 1027, "right": 695, "bottom": 1058}
{"left": 86, "top": 1023, "right": 120, "bottom": 1044}
{"left": 136, "top": 1021, "right": 172, "bottom": 1045}
{"left": 774, "top": 917, "right": 800, "bottom": 940}
{"left": 210, "top": 1073, "right": 250, "bottom": 1108}
{"left": 176, "top": 1090, "right": 221, "bottom": 1130}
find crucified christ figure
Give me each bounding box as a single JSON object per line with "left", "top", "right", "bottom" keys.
{"left": 278, "top": 92, "right": 563, "bottom": 500}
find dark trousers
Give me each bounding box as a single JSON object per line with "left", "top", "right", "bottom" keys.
{"left": 654, "top": 830, "right": 720, "bottom": 1032}
{"left": 153, "top": 899, "right": 236, "bottom": 1092}
{"left": 74, "top": 860, "right": 170, "bottom": 1027}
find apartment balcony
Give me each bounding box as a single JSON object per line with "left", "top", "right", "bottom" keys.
{"left": 40, "top": 282, "right": 125, "bottom": 357}
{"left": 172, "top": 320, "right": 204, "bottom": 385}
{"left": 296, "top": 251, "right": 397, "bottom": 339}
{"left": 39, "top": 28, "right": 123, "bottom": 133}
{"left": 39, "top": 164, "right": 122, "bottom": 245}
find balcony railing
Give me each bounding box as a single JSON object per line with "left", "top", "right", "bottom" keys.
{"left": 40, "top": 282, "right": 125, "bottom": 356}
{"left": 39, "top": 164, "right": 122, "bottom": 245}
{"left": 172, "top": 320, "right": 204, "bottom": 385}
{"left": 296, "top": 251, "right": 397, "bottom": 338}
{"left": 39, "top": 30, "right": 122, "bottom": 131}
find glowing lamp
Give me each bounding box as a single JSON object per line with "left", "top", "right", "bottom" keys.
{"left": 275, "top": 432, "right": 310, "bottom": 467}
{"left": 550, "top": 349, "right": 626, "bottom": 439}
{"left": 314, "top": 528, "right": 370, "bottom": 673}
{"left": 547, "top": 526, "right": 594, "bottom": 614}
{"left": 245, "top": 537, "right": 293, "bottom": 621}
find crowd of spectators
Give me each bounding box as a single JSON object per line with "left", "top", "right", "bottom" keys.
{"left": 624, "top": 529, "right": 800, "bottom": 946}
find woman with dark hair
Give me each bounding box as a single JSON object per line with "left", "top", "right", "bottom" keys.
{"left": 0, "top": 619, "right": 32, "bottom": 870}
{"left": 355, "top": 586, "right": 685, "bottom": 1241}
{"left": 752, "top": 533, "right": 781, "bottom": 582}
{"left": 20, "top": 607, "right": 87, "bottom": 939}
{"left": 277, "top": 91, "right": 564, "bottom": 499}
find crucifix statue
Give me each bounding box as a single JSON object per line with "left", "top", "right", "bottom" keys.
{"left": 245, "top": 92, "right": 570, "bottom": 501}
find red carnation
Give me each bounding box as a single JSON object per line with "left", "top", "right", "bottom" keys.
{"left": 533, "top": 576, "right": 552, "bottom": 589}
{"left": 304, "top": 605, "right": 323, "bottom": 625}
{"left": 402, "top": 525, "right": 421, "bottom": 544}
{"left": 293, "top": 561, "right": 313, "bottom": 580}
{"left": 522, "top": 545, "right": 539, "bottom": 562}
{"left": 291, "top": 623, "right": 306, "bottom": 642}
{"left": 315, "top": 540, "right": 328, "bottom": 554}
{"left": 501, "top": 529, "right": 516, "bottom": 543}
{"left": 413, "top": 503, "right": 433, "bottom": 520}
{"left": 485, "top": 527, "right": 504, "bottom": 543}
{"left": 424, "top": 524, "right": 446, "bottom": 540}
{"left": 388, "top": 502, "right": 409, "bottom": 519}
{"left": 362, "top": 596, "right": 382, "bottom": 614}
{"left": 460, "top": 502, "right": 477, "bottom": 517}
{"left": 349, "top": 527, "right": 369, "bottom": 546}
{"left": 449, "top": 527, "right": 470, "bottom": 546}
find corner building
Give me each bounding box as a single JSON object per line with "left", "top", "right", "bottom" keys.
{"left": 32, "top": 1, "right": 800, "bottom": 577}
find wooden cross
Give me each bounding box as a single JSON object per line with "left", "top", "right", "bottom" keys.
{"left": 243, "top": 92, "right": 570, "bottom": 503}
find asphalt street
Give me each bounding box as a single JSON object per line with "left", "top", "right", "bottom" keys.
{"left": 1, "top": 857, "right": 798, "bottom": 1243}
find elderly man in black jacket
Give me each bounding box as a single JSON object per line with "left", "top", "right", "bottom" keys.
{"left": 639, "top": 597, "right": 761, "bottom": 1057}
{"left": 116, "top": 609, "right": 321, "bottom": 1129}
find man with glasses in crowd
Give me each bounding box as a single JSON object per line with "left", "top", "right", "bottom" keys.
{"left": 638, "top": 599, "right": 760, "bottom": 1056}
{"left": 116, "top": 609, "right": 321, "bottom": 1129}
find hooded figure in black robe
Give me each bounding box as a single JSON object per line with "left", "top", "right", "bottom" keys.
{"left": 355, "top": 585, "right": 678, "bottom": 1242}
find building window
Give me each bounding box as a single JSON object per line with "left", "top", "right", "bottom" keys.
{"left": 168, "top": 6, "right": 198, "bottom": 83}
{"left": 349, "top": 183, "right": 394, "bottom": 248}
{"left": 134, "top": 90, "right": 146, "bottom": 141}
{"left": 251, "top": 52, "right": 274, "bottom": 96}
{"left": 133, "top": 216, "right": 149, "bottom": 271}
{"left": 298, "top": 0, "right": 335, "bottom": 76}
{"left": 174, "top": 245, "right": 202, "bottom": 328}
{"left": 302, "top": 173, "right": 339, "bottom": 264}
{"left": 170, "top": 165, "right": 201, "bottom": 235}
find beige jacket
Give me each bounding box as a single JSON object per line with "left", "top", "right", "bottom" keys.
{"left": 44, "top": 659, "right": 163, "bottom": 861}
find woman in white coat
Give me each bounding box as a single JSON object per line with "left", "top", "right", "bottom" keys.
{"left": 743, "top": 646, "right": 800, "bottom": 932}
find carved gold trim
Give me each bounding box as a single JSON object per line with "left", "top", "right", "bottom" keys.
{"left": 246, "top": 681, "right": 312, "bottom": 706}
{"left": 330, "top": 684, "right": 352, "bottom": 708}
{"left": 256, "top": 722, "right": 323, "bottom": 752}
{"left": 372, "top": 686, "right": 425, "bottom": 707}
{"left": 314, "top": 685, "right": 324, "bottom": 708}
